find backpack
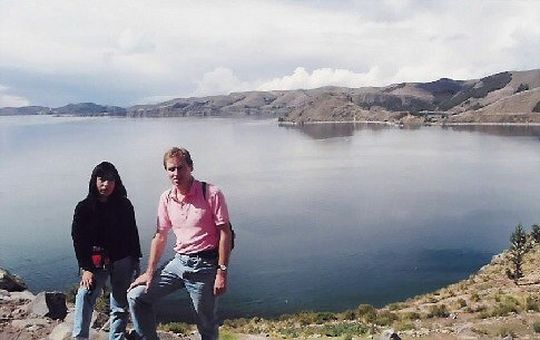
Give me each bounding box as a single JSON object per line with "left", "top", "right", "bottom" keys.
{"left": 201, "top": 181, "right": 236, "bottom": 250}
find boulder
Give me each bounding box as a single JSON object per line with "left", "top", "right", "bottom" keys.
{"left": 7, "top": 290, "right": 36, "bottom": 302}
{"left": 28, "top": 292, "right": 67, "bottom": 320}
{"left": 0, "top": 268, "right": 27, "bottom": 291}
{"left": 49, "top": 311, "right": 108, "bottom": 340}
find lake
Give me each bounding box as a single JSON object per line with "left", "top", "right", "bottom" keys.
{"left": 1, "top": 116, "right": 540, "bottom": 321}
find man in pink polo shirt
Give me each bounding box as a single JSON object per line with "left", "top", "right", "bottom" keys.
{"left": 128, "top": 147, "right": 232, "bottom": 340}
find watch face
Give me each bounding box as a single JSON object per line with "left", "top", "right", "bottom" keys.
{"left": 218, "top": 265, "right": 227, "bottom": 271}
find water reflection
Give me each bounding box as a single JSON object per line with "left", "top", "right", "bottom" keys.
{"left": 281, "top": 122, "right": 540, "bottom": 140}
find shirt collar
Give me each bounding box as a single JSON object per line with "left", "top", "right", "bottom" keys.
{"left": 169, "top": 179, "right": 199, "bottom": 203}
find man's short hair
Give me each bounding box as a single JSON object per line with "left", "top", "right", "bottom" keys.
{"left": 163, "top": 147, "right": 194, "bottom": 169}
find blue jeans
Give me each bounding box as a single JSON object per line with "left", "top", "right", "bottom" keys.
{"left": 72, "top": 256, "right": 139, "bottom": 340}
{"left": 127, "top": 254, "right": 219, "bottom": 340}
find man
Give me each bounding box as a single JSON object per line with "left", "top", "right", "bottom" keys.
{"left": 128, "top": 147, "right": 232, "bottom": 340}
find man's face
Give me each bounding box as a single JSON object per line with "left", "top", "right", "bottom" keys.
{"left": 165, "top": 156, "right": 192, "bottom": 187}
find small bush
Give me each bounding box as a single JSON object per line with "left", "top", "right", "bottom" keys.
{"left": 356, "top": 304, "right": 377, "bottom": 323}
{"left": 338, "top": 309, "right": 357, "bottom": 321}
{"left": 319, "top": 323, "right": 368, "bottom": 337}
{"left": 401, "top": 311, "right": 421, "bottom": 321}
{"left": 470, "top": 292, "right": 480, "bottom": 302}
{"left": 497, "top": 325, "right": 516, "bottom": 338}
{"left": 531, "top": 224, "right": 540, "bottom": 242}
{"left": 388, "top": 302, "right": 405, "bottom": 311}
{"left": 427, "top": 304, "right": 449, "bottom": 318}
{"left": 159, "top": 322, "right": 191, "bottom": 335}
{"left": 533, "top": 321, "right": 540, "bottom": 333}
{"left": 526, "top": 296, "right": 540, "bottom": 312}
{"left": 456, "top": 298, "right": 467, "bottom": 309}
{"left": 375, "top": 311, "right": 398, "bottom": 326}
{"left": 393, "top": 320, "right": 415, "bottom": 331}
{"left": 491, "top": 295, "right": 521, "bottom": 316}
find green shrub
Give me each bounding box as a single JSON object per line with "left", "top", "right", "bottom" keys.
{"left": 159, "top": 322, "right": 191, "bottom": 335}
{"left": 526, "top": 296, "right": 540, "bottom": 312}
{"left": 388, "top": 302, "right": 405, "bottom": 311}
{"left": 427, "top": 304, "right": 449, "bottom": 318}
{"left": 338, "top": 309, "right": 357, "bottom": 321}
{"left": 531, "top": 224, "right": 540, "bottom": 242}
{"left": 497, "top": 325, "right": 516, "bottom": 338}
{"left": 401, "top": 311, "right": 421, "bottom": 321}
{"left": 456, "top": 298, "right": 467, "bottom": 308}
{"left": 470, "top": 292, "right": 480, "bottom": 302}
{"left": 491, "top": 295, "right": 520, "bottom": 316}
{"left": 375, "top": 311, "right": 398, "bottom": 326}
{"left": 533, "top": 321, "right": 540, "bottom": 333}
{"left": 319, "top": 323, "right": 368, "bottom": 337}
{"left": 356, "top": 304, "right": 377, "bottom": 323}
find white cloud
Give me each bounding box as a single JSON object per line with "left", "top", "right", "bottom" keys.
{"left": 192, "top": 67, "right": 252, "bottom": 97}
{"left": 0, "top": 85, "right": 30, "bottom": 107}
{"left": 258, "top": 67, "right": 382, "bottom": 91}
{"left": 0, "top": 0, "right": 539, "bottom": 106}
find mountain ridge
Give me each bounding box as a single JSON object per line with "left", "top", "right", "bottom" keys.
{"left": 2, "top": 69, "right": 540, "bottom": 125}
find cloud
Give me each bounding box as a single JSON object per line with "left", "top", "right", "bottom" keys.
{"left": 0, "top": 0, "right": 539, "bottom": 106}
{"left": 258, "top": 67, "right": 382, "bottom": 91}
{"left": 192, "top": 67, "right": 252, "bottom": 97}
{"left": 0, "top": 85, "right": 30, "bottom": 107}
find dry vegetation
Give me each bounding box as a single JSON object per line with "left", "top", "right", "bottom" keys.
{"left": 215, "top": 238, "right": 540, "bottom": 339}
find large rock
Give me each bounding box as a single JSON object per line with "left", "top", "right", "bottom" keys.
{"left": 0, "top": 268, "right": 27, "bottom": 291}
{"left": 49, "top": 311, "right": 108, "bottom": 340}
{"left": 28, "top": 292, "right": 67, "bottom": 320}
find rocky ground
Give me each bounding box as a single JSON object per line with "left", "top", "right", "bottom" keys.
{"left": 3, "top": 243, "right": 540, "bottom": 339}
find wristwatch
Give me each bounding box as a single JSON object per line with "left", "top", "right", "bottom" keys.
{"left": 218, "top": 264, "right": 228, "bottom": 272}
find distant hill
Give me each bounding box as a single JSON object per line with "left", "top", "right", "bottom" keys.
{"left": 0, "top": 102, "right": 126, "bottom": 117}
{"left": 2, "top": 69, "right": 540, "bottom": 124}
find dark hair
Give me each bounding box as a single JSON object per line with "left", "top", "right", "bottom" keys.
{"left": 87, "top": 161, "right": 127, "bottom": 202}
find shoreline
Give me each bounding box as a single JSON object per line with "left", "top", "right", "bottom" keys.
{"left": 5, "top": 114, "right": 540, "bottom": 127}
{"left": 278, "top": 119, "right": 540, "bottom": 127}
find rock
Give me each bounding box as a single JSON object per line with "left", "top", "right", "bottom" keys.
{"left": 49, "top": 311, "right": 107, "bottom": 340}
{"left": 8, "top": 290, "right": 35, "bottom": 302}
{"left": 0, "top": 268, "right": 27, "bottom": 291}
{"left": 49, "top": 322, "right": 108, "bottom": 340}
{"left": 28, "top": 292, "right": 67, "bottom": 320}
{"left": 11, "top": 317, "right": 50, "bottom": 329}
{"left": 380, "top": 329, "right": 401, "bottom": 340}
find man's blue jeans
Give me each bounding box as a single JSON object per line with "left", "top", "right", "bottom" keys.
{"left": 72, "top": 256, "right": 138, "bottom": 340}
{"left": 127, "top": 254, "right": 219, "bottom": 340}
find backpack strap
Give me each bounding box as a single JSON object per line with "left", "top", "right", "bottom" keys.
{"left": 201, "top": 181, "right": 235, "bottom": 249}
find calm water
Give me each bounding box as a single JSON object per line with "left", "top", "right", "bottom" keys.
{"left": 1, "top": 116, "right": 540, "bottom": 321}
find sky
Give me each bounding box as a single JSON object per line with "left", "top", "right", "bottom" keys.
{"left": 0, "top": 0, "right": 539, "bottom": 108}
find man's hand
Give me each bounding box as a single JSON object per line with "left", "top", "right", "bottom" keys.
{"left": 128, "top": 272, "right": 153, "bottom": 293}
{"left": 213, "top": 270, "right": 227, "bottom": 296}
{"left": 80, "top": 270, "right": 94, "bottom": 290}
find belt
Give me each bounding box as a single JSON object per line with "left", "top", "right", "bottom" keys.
{"left": 179, "top": 248, "right": 218, "bottom": 259}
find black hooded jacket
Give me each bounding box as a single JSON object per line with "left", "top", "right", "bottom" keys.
{"left": 71, "top": 196, "right": 142, "bottom": 271}
{"left": 71, "top": 162, "right": 142, "bottom": 272}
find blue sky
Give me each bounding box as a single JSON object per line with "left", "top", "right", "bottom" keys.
{"left": 0, "top": 0, "right": 539, "bottom": 107}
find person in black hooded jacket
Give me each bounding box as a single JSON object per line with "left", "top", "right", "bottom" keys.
{"left": 71, "top": 161, "right": 142, "bottom": 340}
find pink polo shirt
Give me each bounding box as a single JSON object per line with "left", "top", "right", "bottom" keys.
{"left": 157, "top": 180, "right": 230, "bottom": 254}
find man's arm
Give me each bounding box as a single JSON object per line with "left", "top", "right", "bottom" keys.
{"left": 128, "top": 229, "right": 168, "bottom": 292}
{"left": 213, "top": 224, "right": 232, "bottom": 296}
